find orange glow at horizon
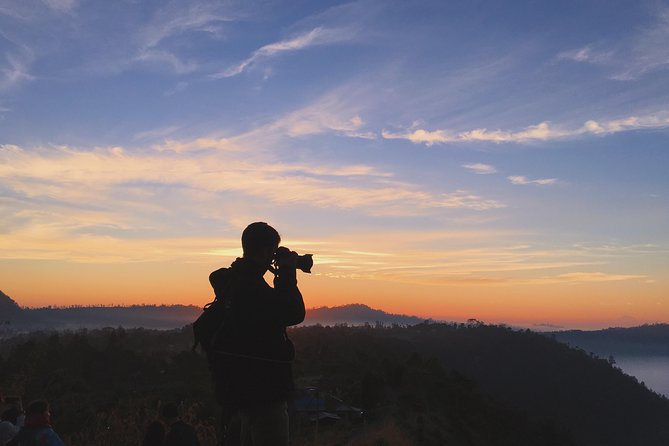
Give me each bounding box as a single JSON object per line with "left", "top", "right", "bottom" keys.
{"left": 1, "top": 250, "right": 666, "bottom": 330}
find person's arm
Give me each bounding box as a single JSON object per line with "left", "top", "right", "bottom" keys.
{"left": 237, "top": 266, "right": 305, "bottom": 328}
{"left": 273, "top": 264, "right": 306, "bottom": 326}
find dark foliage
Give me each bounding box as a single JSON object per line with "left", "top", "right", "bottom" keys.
{"left": 1, "top": 323, "right": 668, "bottom": 445}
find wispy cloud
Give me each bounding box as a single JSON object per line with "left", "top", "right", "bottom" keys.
{"left": 163, "top": 81, "right": 189, "bottom": 96}
{"left": 134, "top": 49, "right": 198, "bottom": 74}
{"left": 151, "top": 136, "right": 240, "bottom": 153}
{"left": 614, "top": 7, "right": 669, "bottom": 80}
{"left": 463, "top": 163, "right": 496, "bottom": 175}
{"left": 0, "top": 0, "right": 79, "bottom": 16}
{"left": 556, "top": 45, "right": 612, "bottom": 64}
{"left": 43, "top": 0, "right": 78, "bottom": 14}
{"left": 212, "top": 27, "right": 350, "bottom": 78}
{"left": 382, "top": 112, "right": 669, "bottom": 145}
{"left": 128, "top": 3, "right": 233, "bottom": 75}
{"left": 312, "top": 237, "right": 656, "bottom": 287}
{"left": 138, "top": 2, "right": 234, "bottom": 50}
{"left": 133, "top": 126, "right": 180, "bottom": 142}
{"left": 507, "top": 176, "right": 557, "bottom": 186}
{"left": 271, "top": 108, "right": 375, "bottom": 140}
{"left": 526, "top": 272, "right": 647, "bottom": 285}
{"left": 312, "top": 240, "right": 606, "bottom": 286}
{"left": 556, "top": 7, "right": 669, "bottom": 80}
{"left": 0, "top": 51, "right": 34, "bottom": 90}
{"left": 237, "top": 87, "right": 377, "bottom": 141}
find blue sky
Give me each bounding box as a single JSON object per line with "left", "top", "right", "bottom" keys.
{"left": 0, "top": 0, "right": 668, "bottom": 327}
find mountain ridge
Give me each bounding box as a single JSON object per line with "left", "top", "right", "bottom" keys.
{"left": 549, "top": 323, "right": 669, "bottom": 357}
{"left": 0, "top": 293, "right": 426, "bottom": 331}
{"left": 0, "top": 290, "right": 21, "bottom": 319}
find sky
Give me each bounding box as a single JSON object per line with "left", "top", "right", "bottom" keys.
{"left": 0, "top": 0, "right": 668, "bottom": 329}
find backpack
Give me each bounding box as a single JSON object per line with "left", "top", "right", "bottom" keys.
{"left": 192, "top": 273, "right": 236, "bottom": 353}
{"left": 192, "top": 297, "right": 227, "bottom": 353}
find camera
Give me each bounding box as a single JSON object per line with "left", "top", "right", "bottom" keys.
{"left": 273, "top": 246, "right": 313, "bottom": 273}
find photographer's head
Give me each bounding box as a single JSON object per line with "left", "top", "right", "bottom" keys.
{"left": 242, "top": 222, "right": 280, "bottom": 267}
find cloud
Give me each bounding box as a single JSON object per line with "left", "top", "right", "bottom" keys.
{"left": 212, "top": 27, "right": 350, "bottom": 78}
{"left": 0, "top": 141, "right": 504, "bottom": 225}
{"left": 0, "top": 1, "right": 235, "bottom": 79}
{"left": 138, "top": 2, "right": 234, "bottom": 50}
{"left": 237, "top": 87, "right": 377, "bottom": 141}
{"left": 134, "top": 49, "right": 198, "bottom": 74}
{"left": 615, "top": 7, "right": 669, "bottom": 79}
{"left": 151, "top": 136, "right": 239, "bottom": 153}
{"left": 273, "top": 109, "right": 375, "bottom": 139}
{"left": 64, "top": 2, "right": 237, "bottom": 76}
{"left": 556, "top": 45, "right": 612, "bottom": 63}
{"left": 0, "top": 51, "right": 34, "bottom": 90}
{"left": 508, "top": 176, "right": 557, "bottom": 186}
{"left": 163, "top": 81, "right": 188, "bottom": 96}
{"left": 311, "top": 239, "right": 610, "bottom": 286}
{"left": 556, "top": 7, "right": 669, "bottom": 80}
{"left": 382, "top": 112, "right": 669, "bottom": 145}
{"left": 463, "top": 163, "right": 497, "bottom": 175}
{"left": 382, "top": 128, "right": 454, "bottom": 145}
{"left": 527, "top": 272, "right": 648, "bottom": 284}
{"left": 581, "top": 115, "right": 669, "bottom": 133}
{"left": 43, "top": 0, "right": 78, "bottom": 14}
{"left": 0, "top": 0, "right": 78, "bottom": 16}
{"left": 383, "top": 122, "right": 570, "bottom": 145}
{"left": 133, "top": 126, "right": 180, "bottom": 142}
{"left": 431, "top": 191, "right": 505, "bottom": 211}
{"left": 127, "top": 2, "right": 236, "bottom": 75}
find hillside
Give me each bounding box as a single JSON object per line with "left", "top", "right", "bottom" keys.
{"left": 550, "top": 324, "right": 669, "bottom": 357}
{"left": 1, "top": 323, "right": 668, "bottom": 445}
{"left": 0, "top": 290, "right": 21, "bottom": 315}
{"left": 291, "top": 324, "right": 669, "bottom": 445}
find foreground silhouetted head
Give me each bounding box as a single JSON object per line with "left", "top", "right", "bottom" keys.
{"left": 242, "top": 222, "right": 281, "bottom": 258}
{"left": 160, "top": 402, "right": 179, "bottom": 422}
{"left": 26, "top": 400, "right": 49, "bottom": 416}
{"left": 1, "top": 405, "right": 21, "bottom": 424}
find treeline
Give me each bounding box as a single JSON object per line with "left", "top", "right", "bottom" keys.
{"left": 1, "top": 324, "right": 669, "bottom": 445}
{"left": 550, "top": 323, "right": 669, "bottom": 357}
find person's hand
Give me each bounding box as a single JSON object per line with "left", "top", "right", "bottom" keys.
{"left": 274, "top": 248, "right": 298, "bottom": 269}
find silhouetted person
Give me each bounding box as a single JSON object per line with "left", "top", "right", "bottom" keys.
{"left": 8, "top": 400, "right": 64, "bottom": 446}
{"left": 161, "top": 403, "right": 199, "bottom": 446}
{"left": 0, "top": 406, "right": 21, "bottom": 445}
{"left": 207, "top": 222, "right": 306, "bottom": 446}
{"left": 141, "top": 417, "right": 165, "bottom": 446}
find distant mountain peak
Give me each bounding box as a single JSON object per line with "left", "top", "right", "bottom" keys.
{"left": 0, "top": 290, "right": 21, "bottom": 314}
{"left": 305, "top": 303, "right": 425, "bottom": 325}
